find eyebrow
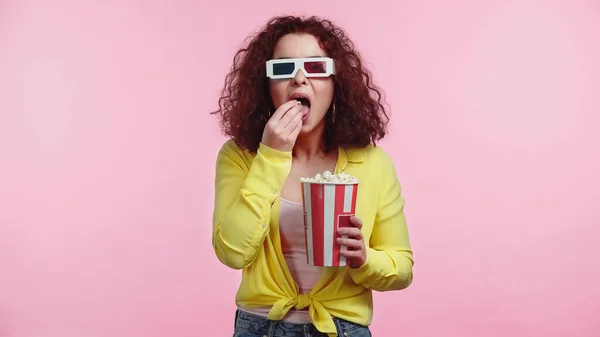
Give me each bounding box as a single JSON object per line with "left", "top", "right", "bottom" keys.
{"left": 275, "top": 56, "right": 326, "bottom": 59}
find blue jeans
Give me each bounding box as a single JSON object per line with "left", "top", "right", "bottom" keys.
{"left": 233, "top": 309, "right": 372, "bottom": 337}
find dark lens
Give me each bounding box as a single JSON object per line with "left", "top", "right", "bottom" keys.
{"left": 272, "top": 62, "right": 295, "bottom": 75}
{"left": 304, "top": 61, "right": 327, "bottom": 74}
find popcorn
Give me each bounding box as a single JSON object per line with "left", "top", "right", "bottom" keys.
{"left": 300, "top": 171, "right": 359, "bottom": 184}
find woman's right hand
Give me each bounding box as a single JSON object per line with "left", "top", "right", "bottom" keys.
{"left": 261, "top": 100, "right": 304, "bottom": 152}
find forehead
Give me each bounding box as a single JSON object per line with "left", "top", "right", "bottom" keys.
{"left": 272, "top": 33, "right": 327, "bottom": 59}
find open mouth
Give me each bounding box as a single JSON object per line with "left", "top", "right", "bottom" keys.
{"left": 294, "top": 97, "right": 311, "bottom": 107}
{"left": 290, "top": 93, "right": 311, "bottom": 108}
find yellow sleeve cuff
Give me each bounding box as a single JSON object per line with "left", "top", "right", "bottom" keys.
{"left": 347, "top": 247, "right": 377, "bottom": 284}
{"left": 241, "top": 143, "right": 292, "bottom": 203}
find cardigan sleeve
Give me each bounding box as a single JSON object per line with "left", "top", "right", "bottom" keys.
{"left": 212, "top": 141, "right": 292, "bottom": 269}
{"left": 348, "top": 148, "right": 414, "bottom": 291}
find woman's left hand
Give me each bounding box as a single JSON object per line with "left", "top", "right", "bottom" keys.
{"left": 337, "top": 216, "right": 367, "bottom": 268}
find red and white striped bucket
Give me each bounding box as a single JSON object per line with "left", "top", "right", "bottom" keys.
{"left": 301, "top": 181, "right": 359, "bottom": 267}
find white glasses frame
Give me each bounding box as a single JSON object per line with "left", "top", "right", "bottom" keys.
{"left": 266, "top": 57, "right": 336, "bottom": 79}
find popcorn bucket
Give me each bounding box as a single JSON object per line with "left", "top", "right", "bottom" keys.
{"left": 301, "top": 181, "right": 359, "bottom": 267}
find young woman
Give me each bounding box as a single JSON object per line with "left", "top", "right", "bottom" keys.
{"left": 211, "top": 15, "right": 414, "bottom": 337}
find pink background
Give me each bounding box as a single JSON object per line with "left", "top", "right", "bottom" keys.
{"left": 1, "top": 0, "right": 599, "bottom": 336}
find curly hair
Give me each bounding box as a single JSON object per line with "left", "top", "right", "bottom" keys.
{"left": 212, "top": 15, "right": 390, "bottom": 153}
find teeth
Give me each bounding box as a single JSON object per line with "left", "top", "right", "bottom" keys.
{"left": 294, "top": 97, "right": 310, "bottom": 106}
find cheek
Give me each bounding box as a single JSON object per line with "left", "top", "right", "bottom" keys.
{"left": 314, "top": 80, "right": 335, "bottom": 104}
{"left": 269, "top": 82, "right": 288, "bottom": 106}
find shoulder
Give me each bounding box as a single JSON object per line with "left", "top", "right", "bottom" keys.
{"left": 218, "top": 139, "right": 253, "bottom": 155}
{"left": 353, "top": 144, "right": 400, "bottom": 184}
{"left": 219, "top": 139, "right": 242, "bottom": 154}
{"left": 355, "top": 144, "right": 395, "bottom": 166}
{"left": 216, "top": 139, "right": 256, "bottom": 166}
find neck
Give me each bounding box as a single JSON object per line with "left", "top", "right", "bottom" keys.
{"left": 292, "top": 122, "right": 328, "bottom": 162}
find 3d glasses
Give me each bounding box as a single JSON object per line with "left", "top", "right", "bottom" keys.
{"left": 266, "top": 57, "right": 335, "bottom": 79}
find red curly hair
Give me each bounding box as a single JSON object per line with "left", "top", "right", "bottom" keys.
{"left": 212, "top": 15, "right": 390, "bottom": 153}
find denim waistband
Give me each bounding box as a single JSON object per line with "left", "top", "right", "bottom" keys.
{"left": 234, "top": 309, "right": 371, "bottom": 337}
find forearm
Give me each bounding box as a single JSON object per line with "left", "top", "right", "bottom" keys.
{"left": 350, "top": 147, "right": 414, "bottom": 291}
{"left": 348, "top": 247, "right": 414, "bottom": 291}
{"left": 212, "top": 142, "right": 292, "bottom": 269}
{"left": 212, "top": 194, "right": 272, "bottom": 269}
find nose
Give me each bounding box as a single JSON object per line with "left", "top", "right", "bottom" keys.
{"left": 292, "top": 69, "right": 308, "bottom": 86}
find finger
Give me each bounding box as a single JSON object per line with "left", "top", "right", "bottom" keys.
{"left": 271, "top": 100, "right": 301, "bottom": 120}
{"left": 340, "top": 246, "right": 363, "bottom": 258}
{"left": 338, "top": 227, "right": 362, "bottom": 238}
{"left": 337, "top": 237, "right": 363, "bottom": 249}
{"left": 350, "top": 216, "right": 363, "bottom": 229}
{"left": 285, "top": 113, "right": 303, "bottom": 140}
{"left": 279, "top": 104, "right": 302, "bottom": 127}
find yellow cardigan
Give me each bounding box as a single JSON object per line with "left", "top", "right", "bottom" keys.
{"left": 212, "top": 140, "right": 414, "bottom": 337}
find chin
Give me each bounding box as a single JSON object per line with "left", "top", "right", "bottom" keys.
{"left": 299, "top": 123, "right": 312, "bottom": 134}
{"left": 299, "top": 119, "right": 324, "bottom": 134}
{"left": 299, "top": 121, "right": 316, "bottom": 133}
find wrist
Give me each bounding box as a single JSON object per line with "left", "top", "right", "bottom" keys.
{"left": 259, "top": 142, "right": 292, "bottom": 156}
